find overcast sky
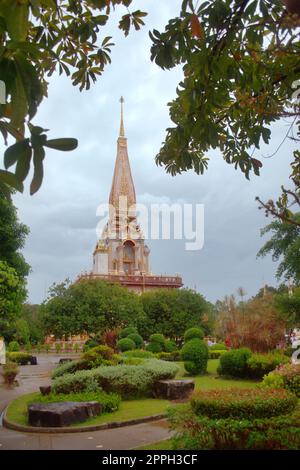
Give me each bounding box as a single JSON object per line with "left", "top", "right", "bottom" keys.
{"left": 4, "top": 0, "right": 297, "bottom": 304}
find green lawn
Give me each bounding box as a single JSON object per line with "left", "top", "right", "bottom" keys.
{"left": 5, "top": 359, "right": 258, "bottom": 429}
{"left": 176, "top": 359, "right": 258, "bottom": 389}
{"left": 5, "top": 393, "right": 169, "bottom": 427}
{"left": 137, "top": 439, "right": 173, "bottom": 450}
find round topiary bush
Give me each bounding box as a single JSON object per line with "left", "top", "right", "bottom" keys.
{"left": 119, "top": 327, "right": 138, "bottom": 339}
{"left": 117, "top": 338, "right": 136, "bottom": 352}
{"left": 184, "top": 327, "right": 204, "bottom": 342}
{"left": 181, "top": 338, "right": 208, "bottom": 375}
{"left": 149, "top": 334, "right": 166, "bottom": 346}
{"left": 165, "top": 340, "right": 177, "bottom": 353}
{"left": 8, "top": 341, "right": 20, "bottom": 352}
{"left": 190, "top": 388, "right": 297, "bottom": 419}
{"left": 146, "top": 342, "right": 164, "bottom": 353}
{"left": 217, "top": 348, "right": 252, "bottom": 378}
{"left": 127, "top": 333, "right": 144, "bottom": 349}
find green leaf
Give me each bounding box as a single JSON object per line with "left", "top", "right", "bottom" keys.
{"left": 30, "top": 146, "right": 45, "bottom": 195}
{"left": 0, "top": 169, "right": 23, "bottom": 192}
{"left": 0, "top": 0, "right": 29, "bottom": 41}
{"left": 15, "top": 143, "right": 32, "bottom": 182}
{"left": 4, "top": 139, "right": 30, "bottom": 169}
{"left": 44, "top": 138, "right": 78, "bottom": 151}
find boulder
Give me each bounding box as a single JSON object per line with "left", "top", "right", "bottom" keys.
{"left": 39, "top": 385, "right": 52, "bottom": 396}
{"left": 28, "top": 401, "right": 102, "bottom": 427}
{"left": 30, "top": 356, "right": 37, "bottom": 365}
{"left": 153, "top": 379, "right": 195, "bottom": 400}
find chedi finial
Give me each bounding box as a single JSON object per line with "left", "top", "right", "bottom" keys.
{"left": 119, "top": 96, "right": 125, "bottom": 137}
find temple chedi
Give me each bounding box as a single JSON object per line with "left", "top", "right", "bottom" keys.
{"left": 79, "top": 98, "right": 183, "bottom": 293}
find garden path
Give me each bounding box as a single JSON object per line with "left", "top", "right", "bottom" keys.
{"left": 0, "top": 354, "right": 170, "bottom": 450}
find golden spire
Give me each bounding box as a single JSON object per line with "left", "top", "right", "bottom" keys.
{"left": 119, "top": 96, "right": 125, "bottom": 137}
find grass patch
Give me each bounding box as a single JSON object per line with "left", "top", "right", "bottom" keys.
{"left": 136, "top": 439, "right": 173, "bottom": 450}
{"left": 176, "top": 360, "right": 258, "bottom": 390}
{"left": 5, "top": 360, "right": 259, "bottom": 429}
{"left": 5, "top": 393, "right": 169, "bottom": 428}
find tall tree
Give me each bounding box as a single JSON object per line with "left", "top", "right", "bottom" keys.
{"left": 0, "top": 192, "right": 30, "bottom": 279}
{"left": 141, "top": 288, "right": 213, "bottom": 340}
{"left": 257, "top": 214, "right": 300, "bottom": 283}
{"left": 41, "top": 278, "right": 146, "bottom": 339}
{"left": 0, "top": 260, "right": 26, "bottom": 340}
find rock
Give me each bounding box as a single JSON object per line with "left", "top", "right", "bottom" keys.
{"left": 28, "top": 401, "right": 102, "bottom": 427}
{"left": 59, "top": 358, "right": 72, "bottom": 364}
{"left": 153, "top": 379, "right": 195, "bottom": 400}
{"left": 39, "top": 385, "right": 52, "bottom": 396}
{"left": 30, "top": 356, "right": 37, "bottom": 365}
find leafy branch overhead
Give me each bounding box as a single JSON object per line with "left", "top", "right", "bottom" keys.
{"left": 0, "top": 0, "right": 147, "bottom": 196}
{"left": 150, "top": 0, "right": 300, "bottom": 178}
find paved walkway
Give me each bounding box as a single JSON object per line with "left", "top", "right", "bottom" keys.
{"left": 0, "top": 355, "right": 171, "bottom": 450}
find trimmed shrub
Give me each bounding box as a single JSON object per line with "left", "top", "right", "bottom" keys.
{"left": 117, "top": 338, "right": 136, "bottom": 352}
{"left": 209, "top": 343, "right": 226, "bottom": 351}
{"left": 119, "top": 327, "right": 138, "bottom": 339}
{"left": 127, "top": 333, "right": 144, "bottom": 349}
{"left": 165, "top": 340, "right": 178, "bottom": 353}
{"left": 122, "top": 349, "right": 154, "bottom": 359}
{"left": 156, "top": 351, "right": 181, "bottom": 362}
{"left": 168, "top": 404, "right": 300, "bottom": 450}
{"left": 6, "top": 352, "right": 32, "bottom": 365}
{"left": 8, "top": 341, "right": 20, "bottom": 352}
{"left": 30, "top": 390, "right": 120, "bottom": 413}
{"left": 181, "top": 339, "right": 208, "bottom": 375}
{"left": 208, "top": 350, "right": 227, "bottom": 360}
{"left": 146, "top": 342, "right": 164, "bottom": 353}
{"left": 191, "top": 388, "right": 297, "bottom": 419}
{"left": 82, "top": 345, "right": 114, "bottom": 362}
{"left": 262, "top": 363, "right": 300, "bottom": 398}
{"left": 2, "top": 362, "right": 19, "bottom": 385}
{"left": 52, "top": 360, "right": 78, "bottom": 379}
{"left": 217, "top": 348, "right": 252, "bottom": 378}
{"left": 122, "top": 357, "right": 145, "bottom": 366}
{"left": 247, "top": 352, "right": 289, "bottom": 379}
{"left": 184, "top": 327, "right": 204, "bottom": 342}
{"left": 83, "top": 339, "right": 99, "bottom": 351}
{"left": 150, "top": 334, "right": 166, "bottom": 346}
{"left": 52, "top": 359, "right": 179, "bottom": 398}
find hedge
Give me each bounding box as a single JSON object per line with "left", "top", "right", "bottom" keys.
{"left": 246, "top": 352, "right": 289, "bottom": 379}
{"left": 52, "top": 359, "right": 179, "bottom": 398}
{"left": 6, "top": 352, "right": 33, "bottom": 365}
{"left": 217, "top": 348, "right": 252, "bottom": 378}
{"left": 190, "top": 388, "right": 297, "bottom": 419}
{"left": 262, "top": 363, "right": 300, "bottom": 398}
{"left": 208, "top": 350, "right": 227, "bottom": 360}
{"left": 168, "top": 404, "right": 300, "bottom": 450}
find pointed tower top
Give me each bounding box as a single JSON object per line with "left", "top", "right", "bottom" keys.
{"left": 119, "top": 96, "right": 125, "bottom": 137}
{"left": 109, "top": 97, "right": 136, "bottom": 213}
